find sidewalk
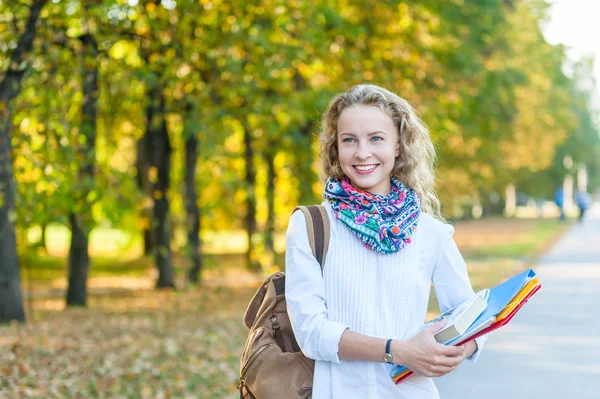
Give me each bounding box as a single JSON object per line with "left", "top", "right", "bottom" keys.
{"left": 435, "top": 203, "right": 600, "bottom": 399}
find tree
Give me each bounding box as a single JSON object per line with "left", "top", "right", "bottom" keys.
{"left": 0, "top": 0, "right": 48, "bottom": 323}
{"left": 134, "top": 1, "right": 178, "bottom": 288}
{"left": 66, "top": 26, "right": 99, "bottom": 306}
{"left": 183, "top": 106, "right": 203, "bottom": 284}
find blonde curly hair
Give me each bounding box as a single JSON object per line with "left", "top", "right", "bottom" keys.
{"left": 319, "top": 84, "right": 442, "bottom": 220}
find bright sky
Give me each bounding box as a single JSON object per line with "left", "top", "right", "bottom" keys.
{"left": 542, "top": 0, "right": 600, "bottom": 90}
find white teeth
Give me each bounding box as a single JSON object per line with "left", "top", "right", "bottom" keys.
{"left": 355, "top": 165, "right": 376, "bottom": 171}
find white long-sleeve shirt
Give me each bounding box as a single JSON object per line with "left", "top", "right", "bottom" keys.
{"left": 285, "top": 202, "right": 486, "bottom": 399}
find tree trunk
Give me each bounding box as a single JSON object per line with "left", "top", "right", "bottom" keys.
{"left": 184, "top": 133, "right": 202, "bottom": 284}
{"left": 0, "top": 0, "right": 47, "bottom": 323}
{"left": 136, "top": 137, "right": 156, "bottom": 256}
{"left": 264, "top": 148, "right": 276, "bottom": 256}
{"left": 39, "top": 222, "right": 47, "bottom": 252}
{"left": 142, "top": 228, "right": 155, "bottom": 255}
{"left": 504, "top": 184, "right": 516, "bottom": 218}
{"left": 295, "top": 121, "right": 318, "bottom": 204}
{"left": 66, "top": 33, "right": 98, "bottom": 307}
{"left": 142, "top": 79, "right": 174, "bottom": 288}
{"left": 242, "top": 119, "right": 260, "bottom": 271}
{"left": 291, "top": 72, "right": 317, "bottom": 205}
{"left": 67, "top": 214, "right": 90, "bottom": 305}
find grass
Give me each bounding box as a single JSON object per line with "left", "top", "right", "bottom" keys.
{"left": 455, "top": 219, "right": 568, "bottom": 260}
{"left": 26, "top": 224, "right": 287, "bottom": 259}
{"left": 1, "top": 287, "right": 254, "bottom": 398}
{"left": 2, "top": 216, "right": 572, "bottom": 398}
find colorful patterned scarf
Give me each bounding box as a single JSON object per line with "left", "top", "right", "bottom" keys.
{"left": 323, "top": 177, "right": 421, "bottom": 254}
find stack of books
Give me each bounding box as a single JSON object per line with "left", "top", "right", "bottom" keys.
{"left": 390, "top": 268, "right": 541, "bottom": 384}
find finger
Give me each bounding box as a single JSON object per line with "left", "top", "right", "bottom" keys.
{"left": 432, "top": 354, "right": 463, "bottom": 368}
{"left": 424, "top": 365, "right": 455, "bottom": 378}
{"left": 434, "top": 358, "right": 463, "bottom": 372}
{"left": 424, "top": 320, "right": 447, "bottom": 334}
{"left": 438, "top": 344, "right": 465, "bottom": 357}
{"left": 433, "top": 365, "right": 456, "bottom": 375}
{"left": 438, "top": 366, "right": 457, "bottom": 377}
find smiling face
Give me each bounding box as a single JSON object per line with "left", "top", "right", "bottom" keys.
{"left": 337, "top": 105, "right": 400, "bottom": 196}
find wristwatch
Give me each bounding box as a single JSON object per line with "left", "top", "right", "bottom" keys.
{"left": 384, "top": 339, "right": 393, "bottom": 364}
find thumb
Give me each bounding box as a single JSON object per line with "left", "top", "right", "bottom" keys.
{"left": 425, "top": 319, "right": 447, "bottom": 334}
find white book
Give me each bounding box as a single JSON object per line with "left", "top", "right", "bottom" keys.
{"left": 427, "top": 289, "right": 489, "bottom": 344}
{"left": 447, "top": 315, "right": 496, "bottom": 345}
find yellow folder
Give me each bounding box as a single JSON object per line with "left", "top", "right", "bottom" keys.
{"left": 495, "top": 277, "right": 539, "bottom": 321}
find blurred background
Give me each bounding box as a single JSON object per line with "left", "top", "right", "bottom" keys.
{"left": 0, "top": 0, "right": 599, "bottom": 397}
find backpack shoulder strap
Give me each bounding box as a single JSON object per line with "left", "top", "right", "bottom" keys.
{"left": 293, "top": 205, "right": 330, "bottom": 273}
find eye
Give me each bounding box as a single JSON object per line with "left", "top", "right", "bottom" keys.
{"left": 342, "top": 137, "right": 355, "bottom": 143}
{"left": 371, "top": 136, "right": 383, "bottom": 142}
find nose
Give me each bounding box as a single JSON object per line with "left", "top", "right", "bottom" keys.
{"left": 355, "top": 142, "right": 372, "bottom": 160}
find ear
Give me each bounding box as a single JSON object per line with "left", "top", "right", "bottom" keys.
{"left": 395, "top": 142, "right": 400, "bottom": 157}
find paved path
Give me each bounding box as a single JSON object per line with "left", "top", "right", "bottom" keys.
{"left": 435, "top": 203, "right": 600, "bottom": 399}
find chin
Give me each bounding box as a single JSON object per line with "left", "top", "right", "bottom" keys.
{"left": 351, "top": 176, "right": 379, "bottom": 191}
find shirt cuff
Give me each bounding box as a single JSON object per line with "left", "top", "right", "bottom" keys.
{"left": 318, "top": 321, "right": 349, "bottom": 364}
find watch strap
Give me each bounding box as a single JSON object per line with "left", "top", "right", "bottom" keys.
{"left": 385, "top": 339, "right": 393, "bottom": 363}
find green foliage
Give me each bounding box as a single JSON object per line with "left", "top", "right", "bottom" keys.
{"left": 1, "top": 0, "right": 598, "bottom": 269}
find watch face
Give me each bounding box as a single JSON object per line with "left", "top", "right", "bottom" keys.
{"left": 384, "top": 353, "right": 393, "bottom": 363}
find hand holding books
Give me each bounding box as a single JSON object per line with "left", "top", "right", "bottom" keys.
{"left": 390, "top": 268, "right": 541, "bottom": 384}
{"left": 390, "top": 320, "right": 468, "bottom": 378}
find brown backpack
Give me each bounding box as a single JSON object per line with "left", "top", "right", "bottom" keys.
{"left": 238, "top": 205, "right": 330, "bottom": 399}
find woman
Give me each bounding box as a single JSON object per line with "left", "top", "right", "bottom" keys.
{"left": 285, "top": 84, "right": 486, "bottom": 398}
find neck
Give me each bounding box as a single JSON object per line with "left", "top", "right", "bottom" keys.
{"left": 347, "top": 177, "right": 393, "bottom": 197}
